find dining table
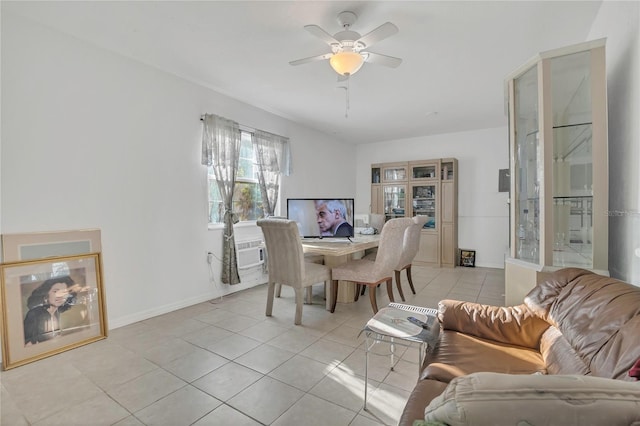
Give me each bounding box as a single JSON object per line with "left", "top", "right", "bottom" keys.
{"left": 301, "top": 234, "right": 381, "bottom": 310}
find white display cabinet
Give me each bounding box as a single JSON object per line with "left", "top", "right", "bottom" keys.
{"left": 504, "top": 39, "right": 608, "bottom": 304}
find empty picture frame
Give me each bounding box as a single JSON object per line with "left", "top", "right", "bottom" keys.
{"left": 0, "top": 253, "right": 108, "bottom": 370}
{"left": 1, "top": 229, "right": 102, "bottom": 263}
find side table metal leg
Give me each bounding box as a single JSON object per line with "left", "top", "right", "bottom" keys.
{"left": 364, "top": 334, "right": 370, "bottom": 411}
{"left": 390, "top": 336, "right": 395, "bottom": 371}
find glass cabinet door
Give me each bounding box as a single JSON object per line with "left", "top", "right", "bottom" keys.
{"left": 411, "top": 184, "right": 437, "bottom": 230}
{"left": 551, "top": 51, "right": 594, "bottom": 268}
{"left": 382, "top": 165, "right": 407, "bottom": 183}
{"left": 441, "top": 161, "right": 455, "bottom": 180}
{"left": 411, "top": 164, "right": 438, "bottom": 180}
{"left": 371, "top": 166, "right": 381, "bottom": 184}
{"left": 383, "top": 185, "right": 406, "bottom": 220}
{"left": 513, "top": 64, "right": 541, "bottom": 263}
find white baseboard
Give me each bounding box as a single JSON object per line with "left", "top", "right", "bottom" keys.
{"left": 109, "top": 273, "right": 268, "bottom": 330}
{"left": 108, "top": 292, "right": 219, "bottom": 330}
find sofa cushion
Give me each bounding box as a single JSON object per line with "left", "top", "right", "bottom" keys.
{"left": 438, "top": 300, "right": 550, "bottom": 348}
{"left": 420, "top": 331, "right": 546, "bottom": 382}
{"left": 525, "top": 268, "right": 640, "bottom": 380}
{"left": 590, "top": 315, "right": 640, "bottom": 380}
{"left": 424, "top": 372, "right": 640, "bottom": 426}
{"left": 539, "top": 326, "right": 589, "bottom": 375}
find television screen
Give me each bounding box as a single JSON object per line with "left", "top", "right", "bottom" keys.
{"left": 287, "top": 198, "right": 355, "bottom": 238}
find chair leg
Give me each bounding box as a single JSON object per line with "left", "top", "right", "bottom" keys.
{"left": 354, "top": 284, "right": 361, "bottom": 302}
{"left": 368, "top": 284, "right": 379, "bottom": 313}
{"left": 275, "top": 283, "right": 282, "bottom": 298}
{"left": 266, "top": 281, "right": 276, "bottom": 317}
{"left": 361, "top": 282, "right": 384, "bottom": 297}
{"left": 305, "top": 286, "right": 313, "bottom": 304}
{"left": 406, "top": 265, "right": 416, "bottom": 294}
{"left": 324, "top": 281, "right": 330, "bottom": 310}
{"left": 395, "top": 270, "right": 406, "bottom": 302}
{"left": 386, "top": 278, "right": 395, "bottom": 303}
{"left": 330, "top": 280, "right": 339, "bottom": 313}
{"left": 294, "top": 288, "right": 304, "bottom": 325}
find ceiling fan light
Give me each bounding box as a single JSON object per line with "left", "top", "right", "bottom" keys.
{"left": 329, "top": 51, "right": 364, "bottom": 76}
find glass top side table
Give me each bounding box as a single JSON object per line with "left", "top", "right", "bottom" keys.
{"left": 361, "top": 303, "right": 440, "bottom": 411}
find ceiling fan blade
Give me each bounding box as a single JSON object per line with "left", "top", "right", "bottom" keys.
{"left": 304, "top": 25, "right": 340, "bottom": 45}
{"left": 362, "top": 51, "right": 402, "bottom": 68}
{"left": 289, "top": 52, "right": 333, "bottom": 66}
{"left": 356, "top": 22, "right": 398, "bottom": 48}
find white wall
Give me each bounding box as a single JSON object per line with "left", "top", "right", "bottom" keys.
{"left": 355, "top": 127, "right": 510, "bottom": 268}
{"left": 588, "top": 1, "right": 640, "bottom": 285}
{"left": 1, "top": 12, "right": 356, "bottom": 329}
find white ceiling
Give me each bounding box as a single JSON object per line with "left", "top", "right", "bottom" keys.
{"left": 3, "top": 1, "right": 603, "bottom": 144}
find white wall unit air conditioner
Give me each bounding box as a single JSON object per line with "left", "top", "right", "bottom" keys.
{"left": 235, "top": 239, "right": 265, "bottom": 270}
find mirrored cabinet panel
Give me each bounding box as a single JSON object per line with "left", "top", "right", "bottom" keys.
{"left": 505, "top": 39, "right": 608, "bottom": 305}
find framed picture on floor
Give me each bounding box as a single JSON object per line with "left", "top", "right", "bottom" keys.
{"left": 1, "top": 229, "right": 102, "bottom": 263}
{"left": 0, "top": 253, "right": 108, "bottom": 370}
{"left": 459, "top": 249, "right": 476, "bottom": 267}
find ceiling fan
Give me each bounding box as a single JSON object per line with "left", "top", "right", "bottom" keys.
{"left": 289, "top": 11, "right": 402, "bottom": 78}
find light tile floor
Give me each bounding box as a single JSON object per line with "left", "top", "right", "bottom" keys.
{"left": 1, "top": 266, "right": 505, "bottom": 426}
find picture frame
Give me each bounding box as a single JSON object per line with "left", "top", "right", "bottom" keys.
{"left": 459, "top": 249, "right": 476, "bottom": 267}
{"left": 1, "top": 229, "right": 102, "bottom": 263}
{"left": 0, "top": 253, "right": 107, "bottom": 370}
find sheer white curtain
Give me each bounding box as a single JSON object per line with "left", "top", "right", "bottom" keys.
{"left": 201, "top": 114, "right": 241, "bottom": 285}
{"left": 252, "top": 130, "right": 292, "bottom": 217}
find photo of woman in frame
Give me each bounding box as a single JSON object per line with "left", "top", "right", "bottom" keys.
{"left": 21, "top": 273, "right": 91, "bottom": 346}
{"left": 1, "top": 253, "right": 107, "bottom": 370}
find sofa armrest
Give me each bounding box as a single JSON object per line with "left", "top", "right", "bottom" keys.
{"left": 424, "top": 373, "right": 640, "bottom": 426}
{"left": 438, "top": 299, "right": 550, "bottom": 348}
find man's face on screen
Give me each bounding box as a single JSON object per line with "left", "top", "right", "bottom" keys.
{"left": 316, "top": 203, "right": 339, "bottom": 234}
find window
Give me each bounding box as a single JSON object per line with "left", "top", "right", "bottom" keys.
{"left": 208, "top": 131, "right": 264, "bottom": 223}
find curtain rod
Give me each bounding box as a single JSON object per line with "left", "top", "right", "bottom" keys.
{"left": 199, "top": 115, "right": 258, "bottom": 134}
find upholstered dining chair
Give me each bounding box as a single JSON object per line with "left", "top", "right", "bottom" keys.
{"left": 330, "top": 217, "right": 413, "bottom": 314}
{"left": 361, "top": 215, "right": 429, "bottom": 302}
{"left": 265, "top": 217, "right": 325, "bottom": 300}
{"left": 369, "top": 213, "right": 385, "bottom": 234}
{"left": 363, "top": 213, "right": 386, "bottom": 259}
{"left": 393, "top": 215, "right": 429, "bottom": 300}
{"left": 257, "top": 218, "right": 332, "bottom": 325}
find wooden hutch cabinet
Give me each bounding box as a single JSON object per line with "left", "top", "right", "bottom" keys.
{"left": 371, "top": 158, "right": 458, "bottom": 267}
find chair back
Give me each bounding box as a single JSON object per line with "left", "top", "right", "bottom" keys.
{"left": 369, "top": 214, "right": 385, "bottom": 233}
{"left": 373, "top": 217, "right": 414, "bottom": 277}
{"left": 413, "top": 215, "right": 430, "bottom": 228}
{"left": 395, "top": 215, "right": 429, "bottom": 269}
{"left": 257, "top": 218, "right": 305, "bottom": 288}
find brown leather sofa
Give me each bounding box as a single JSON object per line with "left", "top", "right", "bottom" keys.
{"left": 399, "top": 268, "right": 640, "bottom": 426}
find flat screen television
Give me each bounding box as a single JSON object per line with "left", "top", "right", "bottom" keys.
{"left": 287, "top": 198, "right": 355, "bottom": 238}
